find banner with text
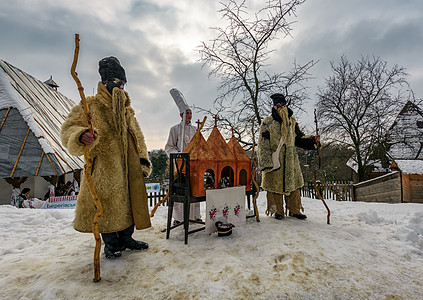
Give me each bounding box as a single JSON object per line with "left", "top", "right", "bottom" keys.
{"left": 44, "top": 195, "right": 77, "bottom": 209}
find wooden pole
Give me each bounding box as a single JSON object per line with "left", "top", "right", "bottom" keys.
{"left": 10, "top": 128, "right": 30, "bottom": 177}
{"left": 250, "top": 115, "right": 260, "bottom": 222}
{"left": 35, "top": 153, "right": 44, "bottom": 176}
{"left": 313, "top": 109, "right": 330, "bottom": 224}
{"left": 0, "top": 107, "right": 11, "bottom": 132}
{"left": 70, "top": 34, "right": 103, "bottom": 282}
{"left": 44, "top": 153, "right": 58, "bottom": 176}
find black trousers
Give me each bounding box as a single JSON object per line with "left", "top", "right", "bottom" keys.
{"left": 101, "top": 224, "right": 134, "bottom": 249}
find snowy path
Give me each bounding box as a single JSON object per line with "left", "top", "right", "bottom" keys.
{"left": 0, "top": 195, "right": 422, "bottom": 299}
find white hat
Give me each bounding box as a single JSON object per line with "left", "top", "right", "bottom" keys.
{"left": 169, "top": 88, "right": 190, "bottom": 114}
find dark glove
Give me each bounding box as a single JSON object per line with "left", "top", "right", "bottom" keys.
{"left": 140, "top": 158, "right": 151, "bottom": 177}
{"left": 262, "top": 131, "right": 270, "bottom": 140}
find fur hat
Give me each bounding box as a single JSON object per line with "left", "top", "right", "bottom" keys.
{"left": 98, "top": 56, "right": 127, "bottom": 83}
{"left": 270, "top": 93, "right": 286, "bottom": 106}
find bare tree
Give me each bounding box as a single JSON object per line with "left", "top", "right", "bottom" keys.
{"left": 198, "top": 0, "right": 316, "bottom": 149}
{"left": 316, "top": 55, "right": 411, "bottom": 182}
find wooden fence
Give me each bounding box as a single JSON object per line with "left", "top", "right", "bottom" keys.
{"left": 301, "top": 180, "right": 354, "bottom": 201}
{"left": 147, "top": 189, "right": 168, "bottom": 207}
{"left": 148, "top": 181, "right": 355, "bottom": 206}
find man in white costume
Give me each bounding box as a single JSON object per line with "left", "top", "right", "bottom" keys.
{"left": 165, "top": 108, "right": 202, "bottom": 225}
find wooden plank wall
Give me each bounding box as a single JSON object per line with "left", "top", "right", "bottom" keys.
{"left": 354, "top": 172, "right": 402, "bottom": 203}
{"left": 408, "top": 174, "right": 423, "bottom": 203}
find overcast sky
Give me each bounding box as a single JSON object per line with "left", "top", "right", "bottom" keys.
{"left": 1, "top": 0, "right": 422, "bottom": 149}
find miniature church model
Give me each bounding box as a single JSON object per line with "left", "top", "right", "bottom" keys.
{"left": 183, "top": 117, "right": 252, "bottom": 197}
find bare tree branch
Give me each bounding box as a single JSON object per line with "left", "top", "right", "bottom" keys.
{"left": 198, "top": 0, "right": 314, "bottom": 148}
{"left": 316, "top": 55, "right": 412, "bottom": 182}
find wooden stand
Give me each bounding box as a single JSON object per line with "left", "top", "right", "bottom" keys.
{"left": 166, "top": 153, "right": 205, "bottom": 244}
{"left": 166, "top": 153, "right": 258, "bottom": 244}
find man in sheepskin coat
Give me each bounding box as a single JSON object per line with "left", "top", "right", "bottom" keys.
{"left": 258, "top": 93, "right": 319, "bottom": 220}
{"left": 61, "top": 57, "right": 151, "bottom": 259}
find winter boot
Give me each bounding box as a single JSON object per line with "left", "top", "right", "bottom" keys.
{"left": 289, "top": 211, "right": 307, "bottom": 219}
{"left": 275, "top": 213, "right": 284, "bottom": 220}
{"left": 118, "top": 224, "right": 149, "bottom": 251}
{"left": 101, "top": 232, "right": 122, "bottom": 259}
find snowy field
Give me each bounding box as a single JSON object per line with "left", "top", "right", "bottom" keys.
{"left": 0, "top": 193, "right": 422, "bottom": 300}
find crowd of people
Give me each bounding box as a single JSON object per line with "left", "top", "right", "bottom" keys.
{"left": 54, "top": 181, "right": 77, "bottom": 197}
{"left": 12, "top": 179, "right": 79, "bottom": 208}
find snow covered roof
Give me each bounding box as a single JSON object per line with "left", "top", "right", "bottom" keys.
{"left": 393, "top": 159, "right": 423, "bottom": 175}
{"left": 0, "top": 59, "right": 84, "bottom": 177}
{"left": 388, "top": 101, "right": 423, "bottom": 160}
{"left": 346, "top": 157, "right": 389, "bottom": 174}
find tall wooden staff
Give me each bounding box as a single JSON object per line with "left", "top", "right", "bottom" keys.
{"left": 250, "top": 115, "right": 260, "bottom": 222}
{"left": 313, "top": 109, "right": 331, "bottom": 224}
{"left": 70, "top": 34, "right": 103, "bottom": 282}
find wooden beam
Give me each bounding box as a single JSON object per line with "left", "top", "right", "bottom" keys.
{"left": 33, "top": 118, "right": 82, "bottom": 169}
{"left": 10, "top": 128, "right": 30, "bottom": 177}
{"left": 0, "top": 107, "right": 11, "bottom": 132}
{"left": 34, "top": 133, "right": 75, "bottom": 173}
{"left": 51, "top": 152, "right": 66, "bottom": 174}
{"left": 51, "top": 150, "right": 74, "bottom": 173}
{"left": 44, "top": 153, "right": 58, "bottom": 175}
{"left": 35, "top": 152, "right": 44, "bottom": 176}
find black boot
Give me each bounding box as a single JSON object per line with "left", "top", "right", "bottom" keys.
{"left": 289, "top": 212, "right": 307, "bottom": 219}
{"left": 118, "top": 224, "right": 149, "bottom": 251}
{"left": 101, "top": 232, "right": 122, "bottom": 259}
{"left": 275, "top": 213, "right": 284, "bottom": 220}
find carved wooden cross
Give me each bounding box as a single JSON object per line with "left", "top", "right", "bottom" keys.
{"left": 213, "top": 114, "right": 220, "bottom": 127}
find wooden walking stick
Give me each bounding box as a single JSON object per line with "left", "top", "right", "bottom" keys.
{"left": 150, "top": 116, "right": 207, "bottom": 218}
{"left": 313, "top": 109, "right": 331, "bottom": 225}
{"left": 70, "top": 34, "right": 103, "bottom": 282}
{"left": 250, "top": 115, "right": 260, "bottom": 222}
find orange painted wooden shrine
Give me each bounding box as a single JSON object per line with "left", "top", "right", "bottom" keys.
{"left": 183, "top": 117, "right": 252, "bottom": 197}
{"left": 207, "top": 117, "right": 237, "bottom": 188}
{"left": 227, "top": 130, "right": 252, "bottom": 192}
{"left": 183, "top": 130, "right": 218, "bottom": 197}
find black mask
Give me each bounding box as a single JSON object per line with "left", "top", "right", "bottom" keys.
{"left": 106, "top": 80, "right": 125, "bottom": 95}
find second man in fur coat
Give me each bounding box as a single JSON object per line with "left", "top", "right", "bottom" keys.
{"left": 258, "top": 93, "right": 319, "bottom": 220}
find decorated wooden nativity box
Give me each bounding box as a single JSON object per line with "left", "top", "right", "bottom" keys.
{"left": 183, "top": 119, "right": 252, "bottom": 197}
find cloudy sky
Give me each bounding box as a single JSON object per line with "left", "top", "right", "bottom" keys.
{"left": 1, "top": 0, "right": 422, "bottom": 149}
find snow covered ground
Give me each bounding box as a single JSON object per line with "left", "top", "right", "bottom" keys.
{"left": 0, "top": 193, "right": 422, "bottom": 300}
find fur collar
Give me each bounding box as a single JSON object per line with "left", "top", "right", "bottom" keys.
{"left": 94, "top": 81, "right": 131, "bottom": 108}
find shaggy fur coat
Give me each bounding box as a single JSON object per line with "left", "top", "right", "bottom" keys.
{"left": 61, "top": 82, "right": 151, "bottom": 233}
{"left": 258, "top": 110, "right": 316, "bottom": 195}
